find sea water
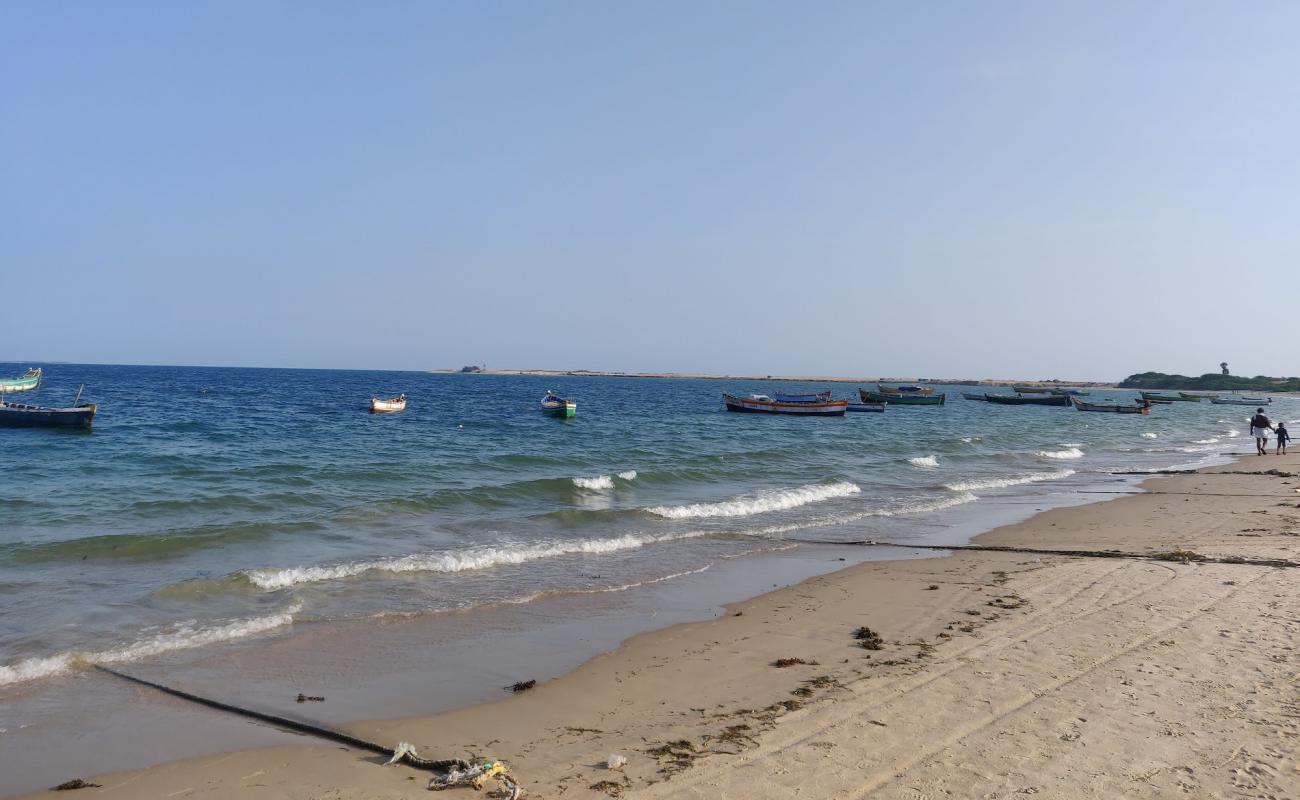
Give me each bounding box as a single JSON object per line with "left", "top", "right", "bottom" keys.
{"left": 0, "top": 365, "right": 1284, "bottom": 690}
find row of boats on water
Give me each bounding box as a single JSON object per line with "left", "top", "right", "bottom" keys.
{"left": 368, "top": 390, "right": 578, "bottom": 418}
{"left": 0, "top": 369, "right": 99, "bottom": 429}
{"left": 723, "top": 383, "right": 1281, "bottom": 417}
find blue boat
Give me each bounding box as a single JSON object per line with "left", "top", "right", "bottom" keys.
{"left": 846, "top": 402, "right": 886, "bottom": 412}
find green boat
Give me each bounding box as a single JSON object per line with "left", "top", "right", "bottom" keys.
{"left": 860, "top": 388, "right": 945, "bottom": 405}
{"left": 1177, "top": 392, "right": 1209, "bottom": 401}
{"left": 0, "top": 367, "right": 42, "bottom": 393}
{"left": 1140, "top": 391, "right": 1198, "bottom": 402}
{"left": 541, "top": 391, "right": 576, "bottom": 418}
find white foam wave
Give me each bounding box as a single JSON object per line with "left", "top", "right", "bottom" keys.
{"left": 909, "top": 455, "right": 939, "bottom": 467}
{"left": 960, "top": 436, "right": 982, "bottom": 443}
{"left": 1192, "top": 438, "right": 1220, "bottom": 445}
{"left": 573, "top": 475, "right": 614, "bottom": 490}
{"left": 750, "top": 492, "right": 979, "bottom": 536}
{"left": 0, "top": 605, "right": 299, "bottom": 688}
{"left": 617, "top": 470, "right": 638, "bottom": 481}
{"left": 1141, "top": 432, "right": 1158, "bottom": 439}
{"left": 245, "top": 533, "right": 704, "bottom": 591}
{"left": 944, "top": 469, "right": 1076, "bottom": 492}
{"left": 1225, "top": 429, "right": 1240, "bottom": 438}
{"left": 645, "top": 482, "right": 860, "bottom": 520}
{"left": 1036, "top": 447, "right": 1084, "bottom": 460}
{"left": 1060, "top": 442, "right": 1084, "bottom": 448}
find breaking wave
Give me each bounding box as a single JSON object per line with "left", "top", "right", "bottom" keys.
{"left": 0, "top": 604, "right": 300, "bottom": 688}
{"left": 645, "top": 482, "right": 860, "bottom": 520}
{"left": 1141, "top": 432, "right": 1158, "bottom": 439}
{"left": 1036, "top": 447, "right": 1084, "bottom": 460}
{"left": 943, "top": 469, "right": 1076, "bottom": 492}
{"left": 244, "top": 532, "right": 707, "bottom": 591}
{"left": 909, "top": 455, "right": 939, "bottom": 468}
{"left": 572, "top": 471, "right": 638, "bottom": 490}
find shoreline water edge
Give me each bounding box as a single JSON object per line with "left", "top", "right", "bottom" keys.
{"left": 8, "top": 447, "right": 1300, "bottom": 798}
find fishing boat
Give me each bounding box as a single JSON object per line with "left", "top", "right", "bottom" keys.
{"left": 723, "top": 393, "right": 847, "bottom": 416}
{"left": 1210, "top": 396, "right": 1269, "bottom": 406}
{"left": 1141, "top": 396, "right": 1174, "bottom": 405}
{"left": 1140, "top": 391, "right": 1196, "bottom": 402}
{"left": 983, "top": 393, "right": 1071, "bottom": 406}
{"left": 0, "top": 385, "right": 96, "bottom": 429}
{"left": 961, "top": 392, "right": 990, "bottom": 401}
{"left": 774, "top": 391, "right": 833, "bottom": 403}
{"left": 861, "top": 389, "right": 945, "bottom": 405}
{"left": 541, "top": 391, "right": 577, "bottom": 418}
{"left": 1178, "top": 392, "right": 1209, "bottom": 401}
{"left": 370, "top": 394, "right": 407, "bottom": 414}
{"left": 0, "top": 367, "right": 42, "bottom": 393}
{"left": 1048, "top": 388, "right": 1089, "bottom": 396}
{"left": 846, "top": 401, "right": 886, "bottom": 412}
{"left": 1071, "top": 397, "right": 1150, "bottom": 415}
{"left": 1011, "top": 386, "right": 1049, "bottom": 394}
{"left": 877, "top": 384, "right": 933, "bottom": 394}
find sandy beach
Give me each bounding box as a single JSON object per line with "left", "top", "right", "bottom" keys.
{"left": 16, "top": 453, "right": 1300, "bottom": 799}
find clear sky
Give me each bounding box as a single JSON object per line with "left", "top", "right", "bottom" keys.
{"left": 3, "top": 2, "right": 1296, "bottom": 380}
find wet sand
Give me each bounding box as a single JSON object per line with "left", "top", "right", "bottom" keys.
{"left": 15, "top": 454, "right": 1300, "bottom": 799}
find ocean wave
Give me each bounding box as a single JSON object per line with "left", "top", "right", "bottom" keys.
{"left": 1035, "top": 447, "right": 1084, "bottom": 460}
{"left": 943, "top": 469, "right": 1076, "bottom": 492}
{"left": 1141, "top": 432, "right": 1158, "bottom": 439}
{"left": 960, "top": 436, "right": 983, "bottom": 443}
{"left": 1192, "top": 438, "right": 1220, "bottom": 445}
{"left": 0, "top": 604, "right": 299, "bottom": 688}
{"left": 243, "top": 532, "right": 706, "bottom": 590}
{"left": 1059, "top": 442, "right": 1084, "bottom": 448}
{"left": 1225, "top": 429, "right": 1240, "bottom": 438}
{"left": 572, "top": 470, "right": 638, "bottom": 491}
{"left": 908, "top": 455, "right": 939, "bottom": 468}
{"left": 645, "top": 482, "right": 860, "bottom": 520}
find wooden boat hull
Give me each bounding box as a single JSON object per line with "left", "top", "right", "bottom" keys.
{"left": 1071, "top": 397, "right": 1150, "bottom": 414}
{"left": 1142, "top": 397, "right": 1174, "bottom": 405}
{"left": 724, "top": 394, "right": 847, "bottom": 416}
{"left": 984, "top": 393, "right": 1071, "bottom": 406}
{"left": 542, "top": 399, "right": 577, "bottom": 417}
{"left": 1178, "top": 393, "right": 1208, "bottom": 401}
{"left": 0, "top": 401, "right": 96, "bottom": 428}
{"left": 961, "top": 392, "right": 989, "bottom": 401}
{"left": 370, "top": 397, "right": 407, "bottom": 413}
{"left": 774, "top": 391, "right": 833, "bottom": 403}
{"left": 1140, "top": 392, "right": 1195, "bottom": 402}
{"left": 860, "top": 389, "right": 945, "bottom": 405}
{"left": 1210, "top": 397, "right": 1269, "bottom": 405}
{"left": 846, "top": 402, "right": 886, "bottom": 412}
{"left": 0, "top": 368, "right": 42, "bottom": 393}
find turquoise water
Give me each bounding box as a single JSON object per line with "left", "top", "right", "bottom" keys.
{"left": 0, "top": 364, "right": 1288, "bottom": 689}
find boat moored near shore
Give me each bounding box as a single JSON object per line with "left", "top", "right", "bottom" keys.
{"left": 723, "top": 393, "right": 848, "bottom": 415}
{"left": 370, "top": 394, "right": 407, "bottom": 414}
{"left": 0, "top": 367, "right": 42, "bottom": 393}
{"left": 542, "top": 391, "right": 577, "bottom": 417}
{"left": 861, "top": 389, "right": 945, "bottom": 405}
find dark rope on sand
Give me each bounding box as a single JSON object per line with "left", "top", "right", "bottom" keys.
{"left": 92, "top": 665, "right": 469, "bottom": 772}
{"left": 792, "top": 540, "right": 1300, "bottom": 569}
{"left": 1077, "top": 491, "right": 1295, "bottom": 498}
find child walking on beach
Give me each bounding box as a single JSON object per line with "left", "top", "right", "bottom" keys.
{"left": 1277, "top": 422, "right": 1290, "bottom": 455}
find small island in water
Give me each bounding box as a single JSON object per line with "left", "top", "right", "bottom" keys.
{"left": 1119, "top": 371, "right": 1300, "bottom": 392}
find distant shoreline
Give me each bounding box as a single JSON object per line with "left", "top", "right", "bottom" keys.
{"left": 428, "top": 368, "right": 1117, "bottom": 388}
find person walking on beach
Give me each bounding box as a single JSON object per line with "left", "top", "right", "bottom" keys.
{"left": 1250, "top": 408, "right": 1273, "bottom": 455}
{"left": 1276, "top": 421, "right": 1290, "bottom": 455}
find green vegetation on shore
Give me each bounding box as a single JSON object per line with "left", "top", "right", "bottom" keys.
{"left": 1119, "top": 372, "right": 1300, "bottom": 391}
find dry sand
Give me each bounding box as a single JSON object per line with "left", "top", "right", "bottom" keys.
{"left": 19, "top": 455, "right": 1300, "bottom": 799}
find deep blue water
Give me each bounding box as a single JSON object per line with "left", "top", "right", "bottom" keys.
{"left": 1, "top": 363, "right": 1288, "bottom": 688}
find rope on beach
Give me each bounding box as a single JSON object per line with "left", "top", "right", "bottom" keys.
{"left": 793, "top": 540, "right": 1300, "bottom": 569}
{"left": 91, "top": 665, "right": 470, "bottom": 772}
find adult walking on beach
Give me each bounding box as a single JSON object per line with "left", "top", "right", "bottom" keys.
{"left": 1249, "top": 408, "right": 1273, "bottom": 455}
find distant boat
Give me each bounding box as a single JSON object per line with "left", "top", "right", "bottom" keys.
{"left": 774, "top": 391, "right": 833, "bottom": 403}
{"left": 961, "top": 392, "right": 990, "bottom": 401}
{"left": 1141, "top": 396, "right": 1174, "bottom": 405}
{"left": 0, "top": 384, "right": 95, "bottom": 429}
{"left": 1071, "top": 397, "right": 1150, "bottom": 415}
{"left": 0, "top": 368, "right": 41, "bottom": 393}
{"left": 541, "top": 391, "right": 577, "bottom": 418}
{"left": 983, "top": 393, "right": 1071, "bottom": 406}
{"left": 1210, "top": 396, "right": 1269, "bottom": 406}
{"left": 861, "top": 389, "right": 945, "bottom": 405}
{"left": 1048, "top": 388, "right": 1089, "bottom": 396}
{"left": 846, "top": 402, "right": 886, "bottom": 412}
{"left": 877, "top": 384, "right": 932, "bottom": 394}
{"left": 1178, "top": 392, "right": 1209, "bottom": 401}
{"left": 1011, "top": 386, "right": 1049, "bottom": 394}
{"left": 1140, "top": 391, "right": 1196, "bottom": 402}
{"left": 723, "top": 393, "right": 847, "bottom": 416}
{"left": 370, "top": 394, "right": 407, "bottom": 414}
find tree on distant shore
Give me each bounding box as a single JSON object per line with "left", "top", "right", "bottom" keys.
{"left": 1119, "top": 371, "right": 1300, "bottom": 391}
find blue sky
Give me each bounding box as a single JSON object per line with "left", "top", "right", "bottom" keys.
{"left": 3, "top": 2, "right": 1296, "bottom": 380}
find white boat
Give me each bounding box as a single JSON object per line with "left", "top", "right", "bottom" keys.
{"left": 370, "top": 394, "right": 407, "bottom": 413}
{"left": 1210, "top": 396, "right": 1269, "bottom": 405}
